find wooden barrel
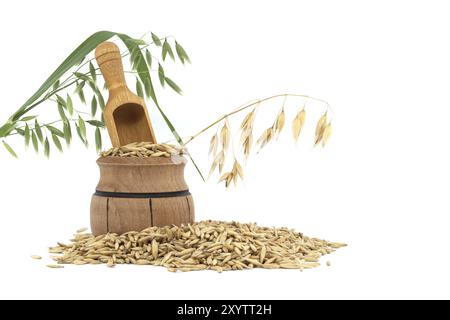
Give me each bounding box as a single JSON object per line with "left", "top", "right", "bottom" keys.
{"left": 90, "top": 155, "right": 194, "bottom": 235}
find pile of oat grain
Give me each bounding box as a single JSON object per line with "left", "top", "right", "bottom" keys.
{"left": 100, "top": 142, "right": 185, "bottom": 158}
{"left": 46, "top": 221, "right": 346, "bottom": 272}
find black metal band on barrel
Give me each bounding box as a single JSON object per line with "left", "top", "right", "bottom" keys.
{"left": 94, "top": 190, "right": 191, "bottom": 199}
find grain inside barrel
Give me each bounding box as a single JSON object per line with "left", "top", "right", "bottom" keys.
{"left": 90, "top": 155, "right": 194, "bottom": 235}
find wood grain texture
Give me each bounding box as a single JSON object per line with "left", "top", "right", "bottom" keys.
{"left": 90, "top": 196, "right": 108, "bottom": 235}
{"left": 108, "top": 198, "right": 151, "bottom": 235}
{"left": 151, "top": 196, "right": 191, "bottom": 227}
{"left": 90, "top": 155, "right": 195, "bottom": 235}
{"left": 186, "top": 195, "right": 195, "bottom": 224}
{"left": 96, "top": 156, "right": 188, "bottom": 193}
{"left": 95, "top": 41, "right": 156, "bottom": 146}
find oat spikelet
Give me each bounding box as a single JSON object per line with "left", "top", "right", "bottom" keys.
{"left": 240, "top": 110, "right": 256, "bottom": 159}
{"left": 219, "top": 172, "right": 234, "bottom": 188}
{"left": 292, "top": 108, "right": 306, "bottom": 142}
{"left": 234, "top": 161, "right": 244, "bottom": 180}
{"left": 224, "top": 160, "right": 244, "bottom": 187}
{"left": 216, "top": 150, "right": 225, "bottom": 173}
{"left": 208, "top": 150, "right": 226, "bottom": 178}
{"left": 208, "top": 134, "right": 218, "bottom": 156}
{"left": 321, "top": 122, "right": 332, "bottom": 147}
{"left": 240, "top": 108, "right": 256, "bottom": 133}
{"left": 242, "top": 133, "right": 253, "bottom": 159}
{"left": 256, "top": 127, "right": 274, "bottom": 150}
{"left": 273, "top": 108, "right": 285, "bottom": 136}
{"left": 208, "top": 160, "right": 218, "bottom": 178}
{"left": 220, "top": 122, "right": 230, "bottom": 152}
{"left": 314, "top": 112, "right": 328, "bottom": 146}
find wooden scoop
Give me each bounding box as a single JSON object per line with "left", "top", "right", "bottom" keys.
{"left": 95, "top": 42, "right": 156, "bottom": 146}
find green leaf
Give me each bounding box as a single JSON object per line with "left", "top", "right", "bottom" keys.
{"left": 164, "top": 77, "right": 182, "bottom": 95}
{"left": 162, "top": 39, "right": 175, "bottom": 61}
{"left": 75, "top": 123, "right": 88, "bottom": 146}
{"left": 31, "top": 131, "right": 39, "bottom": 152}
{"left": 151, "top": 33, "right": 162, "bottom": 46}
{"left": 20, "top": 115, "right": 37, "bottom": 122}
{"left": 86, "top": 120, "right": 105, "bottom": 128}
{"left": 87, "top": 78, "right": 97, "bottom": 92}
{"left": 75, "top": 81, "right": 86, "bottom": 104}
{"left": 144, "top": 89, "right": 201, "bottom": 182}
{"left": 118, "top": 34, "right": 153, "bottom": 99}
{"left": 175, "top": 41, "right": 191, "bottom": 64}
{"left": 74, "top": 72, "right": 93, "bottom": 83}
{"left": 152, "top": 101, "right": 205, "bottom": 182}
{"left": 58, "top": 103, "right": 68, "bottom": 123}
{"left": 77, "top": 56, "right": 86, "bottom": 66}
{"left": 53, "top": 80, "right": 60, "bottom": 91}
{"left": 135, "top": 77, "right": 144, "bottom": 98}
{"left": 56, "top": 94, "right": 67, "bottom": 109}
{"left": 187, "top": 153, "right": 205, "bottom": 182}
{"left": 66, "top": 94, "right": 74, "bottom": 116}
{"left": 10, "top": 31, "right": 149, "bottom": 121}
{"left": 89, "top": 61, "right": 97, "bottom": 82}
{"left": 44, "top": 137, "right": 50, "bottom": 158}
{"left": 130, "top": 46, "right": 140, "bottom": 71}
{"left": 24, "top": 124, "right": 30, "bottom": 147}
{"left": 78, "top": 116, "right": 87, "bottom": 141}
{"left": 144, "top": 77, "right": 156, "bottom": 101}
{"left": 95, "top": 127, "right": 102, "bottom": 153}
{"left": 127, "top": 38, "right": 147, "bottom": 46}
{"left": 129, "top": 45, "right": 138, "bottom": 61}
{"left": 145, "top": 49, "right": 152, "bottom": 68}
{"left": 34, "top": 119, "right": 43, "bottom": 143}
{"left": 158, "top": 63, "right": 165, "bottom": 87}
{"left": 79, "top": 89, "right": 86, "bottom": 104}
{"left": 96, "top": 91, "right": 105, "bottom": 110}
{"left": 63, "top": 121, "right": 72, "bottom": 145}
{"left": 2, "top": 140, "right": 18, "bottom": 158}
{"left": 0, "top": 122, "right": 17, "bottom": 138}
{"left": 74, "top": 80, "right": 83, "bottom": 93}
{"left": 46, "top": 125, "right": 64, "bottom": 137}
{"left": 16, "top": 128, "right": 25, "bottom": 136}
{"left": 91, "top": 95, "right": 98, "bottom": 117}
{"left": 52, "top": 133, "right": 63, "bottom": 152}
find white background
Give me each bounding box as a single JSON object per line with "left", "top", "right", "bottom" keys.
{"left": 0, "top": 0, "right": 449, "bottom": 300}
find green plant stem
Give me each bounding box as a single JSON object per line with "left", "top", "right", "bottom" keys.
{"left": 184, "top": 93, "right": 331, "bottom": 145}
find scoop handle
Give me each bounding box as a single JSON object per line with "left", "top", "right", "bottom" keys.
{"left": 95, "top": 42, "right": 127, "bottom": 92}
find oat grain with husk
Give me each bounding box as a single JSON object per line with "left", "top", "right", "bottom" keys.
{"left": 47, "top": 221, "right": 346, "bottom": 272}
